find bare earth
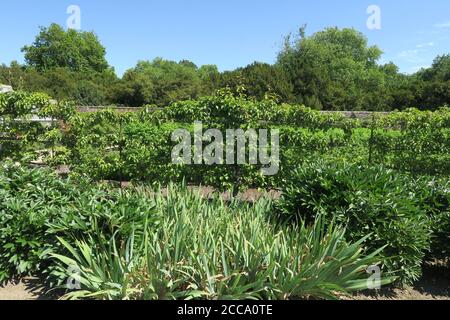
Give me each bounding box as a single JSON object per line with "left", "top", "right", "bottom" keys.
{"left": 0, "top": 278, "right": 53, "bottom": 300}
{"left": 1, "top": 264, "right": 448, "bottom": 301}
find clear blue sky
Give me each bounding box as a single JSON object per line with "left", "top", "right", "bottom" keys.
{"left": 1, "top": 0, "right": 449, "bottom": 76}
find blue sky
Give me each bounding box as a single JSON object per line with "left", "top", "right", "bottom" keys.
{"left": 1, "top": 0, "right": 449, "bottom": 76}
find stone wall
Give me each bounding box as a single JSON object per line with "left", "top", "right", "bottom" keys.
{"left": 77, "top": 106, "right": 391, "bottom": 119}
{"left": 0, "top": 85, "right": 13, "bottom": 93}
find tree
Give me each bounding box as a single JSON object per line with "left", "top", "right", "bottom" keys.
{"left": 116, "top": 58, "right": 217, "bottom": 107}
{"left": 198, "top": 65, "right": 220, "bottom": 95}
{"left": 219, "top": 62, "right": 294, "bottom": 103}
{"left": 0, "top": 61, "right": 44, "bottom": 90}
{"left": 420, "top": 54, "right": 450, "bottom": 82}
{"left": 402, "top": 55, "right": 450, "bottom": 110}
{"left": 22, "top": 23, "right": 109, "bottom": 73}
{"left": 277, "top": 27, "right": 389, "bottom": 110}
{"left": 8, "top": 24, "right": 118, "bottom": 105}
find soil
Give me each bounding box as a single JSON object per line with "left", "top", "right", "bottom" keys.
{"left": 98, "top": 181, "right": 283, "bottom": 202}
{"left": 1, "top": 264, "right": 448, "bottom": 301}
{"left": 0, "top": 277, "right": 55, "bottom": 300}
{"left": 350, "top": 263, "right": 450, "bottom": 300}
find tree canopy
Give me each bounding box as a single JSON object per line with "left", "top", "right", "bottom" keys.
{"left": 113, "top": 58, "right": 218, "bottom": 107}
{"left": 276, "top": 27, "right": 390, "bottom": 110}
{"left": 22, "top": 23, "right": 109, "bottom": 73}
{"left": 1, "top": 23, "right": 449, "bottom": 110}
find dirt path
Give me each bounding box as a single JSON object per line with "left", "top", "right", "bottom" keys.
{"left": 351, "top": 263, "right": 450, "bottom": 300}
{"left": 0, "top": 278, "right": 53, "bottom": 300}
{"left": 2, "top": 283, "right": 447, "bottom": 301}
{"left": 2, "top": 264, "right": 448, "bottom": 301}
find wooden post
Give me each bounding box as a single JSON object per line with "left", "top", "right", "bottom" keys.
{"left": 119, "top": 115, "right": 124, "bottom": 189}
{"left": 368, "top": 113, "right": 375, "bottom": 165}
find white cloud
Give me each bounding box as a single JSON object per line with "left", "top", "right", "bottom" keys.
{"left": 398, "top": 49, "right": 418, "bottom": 56}
{"left": 434, "top": 21, "right": 450, "bottom": 28}
{"left": 416, "top": 42, "right": 434, "bottom": 48}
{"left": 397, "top": 49, "right": 429, "bottom": 64}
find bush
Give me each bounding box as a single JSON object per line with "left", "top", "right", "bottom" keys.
{"left": 276, "top": 161, "right": 433, "bottom": 284}
{"left": 0, "top": 162, "right": 159, "bottom": 284}
{"left": 0, "top": 162, "right": 77, "bottom": 282}
{"left": 0, "top": 91, "right": 76, "bottom": 161}
{"left": 413, "top": 178, "right": 450, "bottom": 261}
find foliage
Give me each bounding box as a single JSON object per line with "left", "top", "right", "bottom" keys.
{"left": 51, "top": 184, "right": 393, "bottom": 300}
{"left": 22, "top": 24, "right": 109, "bottom": 73}
{"left": 62, "top": 93, "right": 449, "bottom": 192}
{"left": 275, "top": 161, "right": 434, "bottom": 284}
{"left": 113, "top": 58, "right": 218, "bottom": 107}
{"left": 276, "top": 27, "right": 390, "bottom": 111}
{"left": 413, "top": 178, "right": 450, "bottom": 261}
{"left": 2, "top": 24, "right": 449, "bottom": 110}
{"left": 0, "top": 163, "right": 394, "bottom": 299}
{"left": 0, "top": 162, "right": 159, "bottom": 283}
{"left": 0, "top": 162, "right": 78, "bottom": 282}
{"left": 0, "top": 91, "right": 76, "bottom": 161}
{"left": 373, "top": 108, "right": 450, "bottom": 175}
{"left": 1, "top": 23, "right": 117, "bottom": 106}
{"left": 219, "top": 62, "right": 294, "bottom": 103}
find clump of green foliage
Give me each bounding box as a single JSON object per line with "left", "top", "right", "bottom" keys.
{"left": 52, "top": 194, "right": 393, "bottom": 300}
{"left": 0, "top": 162, "right": 159, "bottom": 284}
{"left": 0, "top": 90, "right": 75, "bottom": 162}
{"left": 276, "top": 160, "right": 449, "bottom": 284}
{"left": 62, "top": 92, "right": 449, "bottom": 192}
{"left": 4, "top": 25, "right": 449, "bottom": 110}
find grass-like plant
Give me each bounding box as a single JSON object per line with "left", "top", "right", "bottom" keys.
{"left": 52, "top": 184, "right": 394, "bottom": 300}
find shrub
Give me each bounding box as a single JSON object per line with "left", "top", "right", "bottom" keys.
{"left": 413, "top": 178, "right": 450, "bottom": 261}
{"left": 0, "top": 162, "right": 77, "bottom": 282}
{"left": 0, "top": 91, "right": 76, "bottom": 162}
{"left": 0, "top": 162, "right": 159, "bottom": 283}
{"left": 276, "top": 161, "right": 432, "bottom": 284}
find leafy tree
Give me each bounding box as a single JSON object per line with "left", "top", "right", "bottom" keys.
{"left": 412, "top": 55, "right": 450, "bottom": 110}
{"left": 3, "top": 23, "right": 448, "bottom": 111}
{"left": 1, "top": 24, "right": 119, "bottom": 105}
{"left": 0, "top": 61, "right": 46, "bottom": 91}
{"left": 277, "top": 27, "right": 389, "bottom": 110}
{"left": 116, "top": 58, "right": 216, "bottom": 107}
{"left": 198, "top": 64, "right": 220, "bottom": 95}
{"left": 219, "top": 62, "right": 294, "bottom": 103}
{"left": 22, "top": 23, "right": 109, "bottom": 73}
{"left": 420, "top": 54, "right": 450, "bottom": 82}
{"left": 178, "top": 60, "right": 198, "bottom": 69}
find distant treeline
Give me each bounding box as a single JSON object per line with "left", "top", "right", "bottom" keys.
{"left": 1, "top": 23, "right": 449, "bottom": 111}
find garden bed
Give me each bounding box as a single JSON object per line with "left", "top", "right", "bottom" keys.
{"left": 1, "top": 92, "right": 449, "bottom": 300}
